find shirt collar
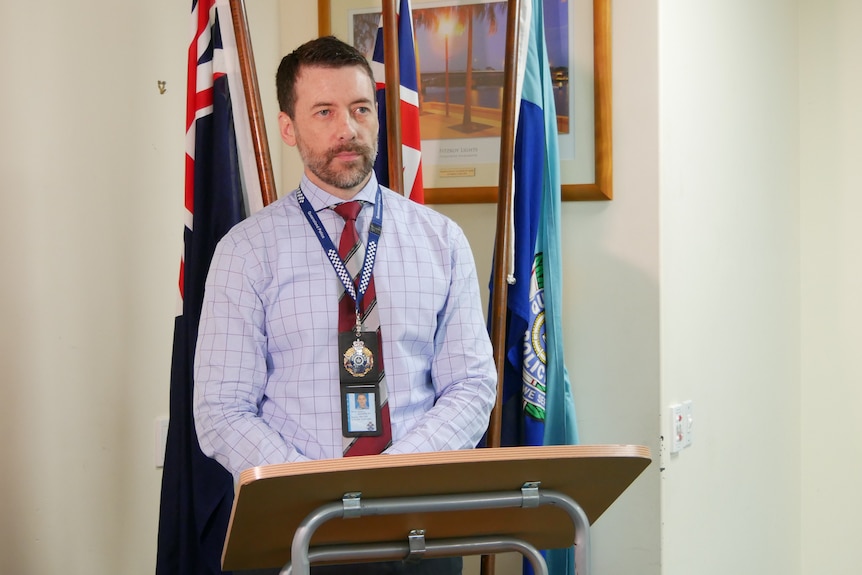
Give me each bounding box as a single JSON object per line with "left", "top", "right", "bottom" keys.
{"left": 298, "top": 173, "right": 379, "bottom": 211}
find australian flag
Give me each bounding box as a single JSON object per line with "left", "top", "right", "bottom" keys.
{"left": 156, "top": 1, "right": 263, "bottom": 573}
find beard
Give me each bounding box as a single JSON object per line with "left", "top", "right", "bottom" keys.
{"left": 297, "top": 137, "right": 378, "bottom": 191}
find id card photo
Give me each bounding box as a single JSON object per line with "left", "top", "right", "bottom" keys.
{"left": 345, "top": 391, "right": 378, "bottom": 434}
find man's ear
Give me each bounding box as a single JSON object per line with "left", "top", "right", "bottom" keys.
{"left": 278, "top": 111, "right": 296, "bottom": 146}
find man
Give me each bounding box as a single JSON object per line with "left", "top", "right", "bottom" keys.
{"left": 355, "top": 393, "right": 369, "bottom": 409}
{"left": 193, "top": 36, "right": 497, "bottom": 574}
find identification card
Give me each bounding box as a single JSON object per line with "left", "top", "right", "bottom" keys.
{"left": 341, "top": 384, "right": 383, "bottom": 437}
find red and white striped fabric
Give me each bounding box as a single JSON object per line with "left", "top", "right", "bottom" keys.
{"left": 370, "top": 0, "right": 424, "bottom": 204}
{"left": 179, "top": 0, "right": 262, "bottom": 307}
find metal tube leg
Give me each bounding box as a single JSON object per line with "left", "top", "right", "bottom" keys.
{"left": 540, "top": 491, "right": 591, "bottom": 575}
{"left": 289, "top": 502, "right": 344, "bottom": 575}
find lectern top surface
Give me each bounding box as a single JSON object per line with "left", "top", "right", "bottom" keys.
{"left": 223, "top": 444, "right": 651, "bottom": 571}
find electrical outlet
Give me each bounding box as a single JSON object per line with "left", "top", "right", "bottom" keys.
{"left": 682, "top": 400, "right": 694, "bottom": 448}
{"left": 668, "top": 401, "right": 694, "bottom": 454}
{"left": 669, "top": 404, "right": 685, "bottom": 453}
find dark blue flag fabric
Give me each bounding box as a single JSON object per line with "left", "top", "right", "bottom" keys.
{"left": 492, "top": 0, "right": 580, "bottom": 573}
{"left": 156, "top": 1, "right": 262, "bottom": 573}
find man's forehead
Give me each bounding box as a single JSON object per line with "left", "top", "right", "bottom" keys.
{"left": 297, "top": 64, "right": 373, "bottom": 86}
{"left": 294, "top": 65, "right": 375, "bottom": 107}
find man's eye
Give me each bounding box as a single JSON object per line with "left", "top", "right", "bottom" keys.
{"left": 317, "top": 109, "right": 331, "bottom": 117}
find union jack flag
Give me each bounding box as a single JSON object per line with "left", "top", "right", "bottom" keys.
{"left": 371, "top": 0, "right": 424, "bottom": 204}
{"left": 157, "top": 1, "right": 261, "bottom": 573}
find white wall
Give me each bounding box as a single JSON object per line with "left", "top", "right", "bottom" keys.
{"left": 799, "top": 1, "right": 862, "bottom": 574}
{"left": 0, "top": 1, "right": 186, "bottom": 572}
{"left": 0, "top": 1, "right": 279, "bottom": 574}
{"left": 658, "top": 1, "right": 801, "bottom": 574}
{"left": 554, "top": 1, "right": 662, "bottom": 572}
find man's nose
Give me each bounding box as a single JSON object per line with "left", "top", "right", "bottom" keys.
{"left": 336, "top": 110, "right": 358, "bottom": 140}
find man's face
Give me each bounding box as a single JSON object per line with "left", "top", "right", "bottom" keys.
{"left": 279, "top": 65, "right": 378, "bottom": 199}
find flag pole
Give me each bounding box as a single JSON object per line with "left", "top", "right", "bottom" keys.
{"left": 229, "top": 0, "right": 278, "bottom": 207}
{"left": 482, "top": 0, "right": 521, "bottom": 572}
{"left": 487, "top": 0, "right": 521, "bottom": 451}
{"left": 382, "top": 0, "right": 405, "bottom": 194}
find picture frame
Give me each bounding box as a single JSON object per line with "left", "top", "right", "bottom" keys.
{"left": 318, "top": 0, "right": 611, "bottom": 203}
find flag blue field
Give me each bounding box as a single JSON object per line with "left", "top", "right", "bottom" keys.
{"left": 494, "top": 0, "right": 579, "bottom": 573}
{"left": 370, "top": 0, "right": 424, "bottom": 203}
{"left": 156, "top": 1, "right": 262, "bottom": 573}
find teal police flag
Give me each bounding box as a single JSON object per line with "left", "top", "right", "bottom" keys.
{"left": 493, "top": 0, "right": 579, "bottom": 572}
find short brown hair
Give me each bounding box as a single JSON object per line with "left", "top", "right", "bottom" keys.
{"left": 276, "top": 36, "right": 375, "bottom": 118}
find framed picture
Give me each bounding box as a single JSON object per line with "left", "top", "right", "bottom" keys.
{"left": 318, "top": 0, "right": 611, "bottom": 203}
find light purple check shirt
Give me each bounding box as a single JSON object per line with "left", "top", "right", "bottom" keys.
{"left": 193, "top": 174, "right": 497, "bottom": 478}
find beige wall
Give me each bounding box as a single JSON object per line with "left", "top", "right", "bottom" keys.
{"left": 0, "top": 1, "right": 279, "bottom": 573}
{"left": 658, "top": 1, "right": 862, "bottom": 574}
{"left": 1, "top": 0, "right": 859, "bottom": 574}
{"left": 799, "top": 1, "right": 862, "bottom": 573}
{"left": 658, "top": 0, "right": 802, "bottom": 573}
{"left": 1, "top": 1, "right": 185, "bottom": 572}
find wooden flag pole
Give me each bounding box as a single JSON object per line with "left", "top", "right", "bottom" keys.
{"left": 229, "top": 0, "right": 278, "bottom": 207}
{"left": 481, "top": 1, "right": 522, "bottom": 573}
{"left": 382, "top": 0, "right": 405, "bottom": 194}
{"left": 486, "top": 0, "right": 522, "bottom": 452}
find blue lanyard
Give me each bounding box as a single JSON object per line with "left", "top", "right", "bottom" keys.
{"left": 297, "top": 185, "right": 383, "bottom": 324}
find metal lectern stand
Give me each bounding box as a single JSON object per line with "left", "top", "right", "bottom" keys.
{"left": 221, "top": 445, "right": 651, "bottom": 575}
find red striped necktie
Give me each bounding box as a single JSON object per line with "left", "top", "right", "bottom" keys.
{"left": 334, "top": 201, "right": 392, "bottom": 456}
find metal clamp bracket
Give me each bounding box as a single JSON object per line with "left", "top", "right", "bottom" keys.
{"left": 521, "top": 482, "right": 541, "bottom": 508}
{"left": 342, "top": 492, "right": 362, "bottom": 518}
{"left": 406, "top": 529, "right": 427, "bottom": 563}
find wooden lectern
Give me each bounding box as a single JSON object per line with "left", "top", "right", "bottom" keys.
{"left": 222, "top": 445, "right": 651, "bottom": 575}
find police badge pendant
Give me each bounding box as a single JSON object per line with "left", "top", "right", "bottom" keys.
{"left": 343, "top": 338, "right": 374, "bottom": 377}
{"left": 338, "top": 328, "right": 380, "bottom": 383}
{"left": 339, "top": 325, "right": 383, "bottom": 437}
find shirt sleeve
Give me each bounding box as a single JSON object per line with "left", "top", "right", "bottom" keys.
{"left": 385, "top": 223, "right": 498, "bottom": 455}
{"left": 193, "top": 233, "right": 311, "bottom": 479}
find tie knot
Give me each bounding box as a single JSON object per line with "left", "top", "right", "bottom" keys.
{"left": 333, "top": 201, "right": 362, "bottom": 222}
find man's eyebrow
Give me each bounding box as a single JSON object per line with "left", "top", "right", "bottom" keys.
{"left": 309, "top": 97, "right": 374, "bottom": 110}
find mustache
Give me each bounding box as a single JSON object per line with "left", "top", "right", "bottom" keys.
{"left": 327, "top": 143, "right": 375, "bottom": 161}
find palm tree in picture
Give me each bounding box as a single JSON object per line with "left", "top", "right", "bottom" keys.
{"left": 415, "top": 1, "right": 501, "bottom": 133}
{"left": 455, "top": 1, "right": 499, "bottom": 132}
